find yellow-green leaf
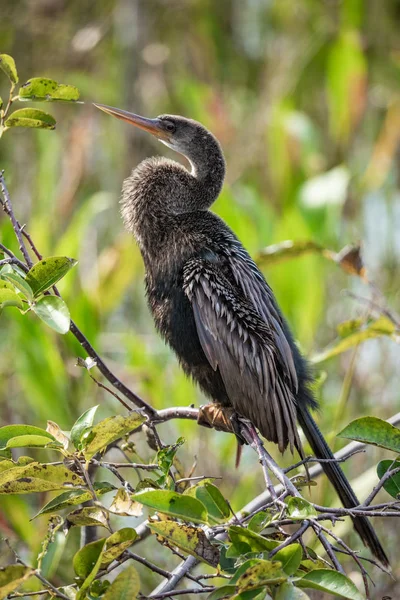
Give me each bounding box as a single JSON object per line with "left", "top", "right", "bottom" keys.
{"left": 67, "top": 507, "right": 109, "bottom": 528}
{"left": 32, "top": 296, "right": 71, "bottom": 334}
{"left": 236, "top": 559, "right": 286, "bottom": 591}
{"left": 102, "top": 566, "right": 140, "bottom": 600}
{"left": 132, "top": 488, "right": 208, "bottom": 524}
{"left": 26, "top": 256, "right": 77, "bottom": 297}
{"left": 0, "top": 565, "right": 33, "bottom": 600}
{"left": 33, "top": 482, "right": 115, "bottom": 518}
{"left": 5, "top": 108, "right": 56, "bottom": 129}
{"left": 5, "top": 434, "right": 62, "bottom": 450}
{"left": 83, "top": 412, "right": 146, "bottom": 459}
{"left": 101, "top": 527, "right": 138, "bottom": 565}
{"left": 19, "top": 77, "right": 80, "bottom": 102}
{"left": 0, "top": 54, "right": 18, "bottom": 83}
{"left": 0, "top": 424, "right": 55, "bottom": 449}
{"left": 0, "top": 286, "right": 23, "bottom": 309}
{"left": 109, "top": 488, "right": 143, "bottom": 516}
{"left": 0, "top": 462, "right": 84, "bottom": 494}
{"left": 287, "top": 498, "right": 317, "bottom": 520}
{"left": 338, "top": 416, "right": 400, "bottom": 453}
{"left": 297, "top": 569, "right": 364, "bottom": 599}
{"left": 149, "top": 519, "right": 219, "bottom": 566}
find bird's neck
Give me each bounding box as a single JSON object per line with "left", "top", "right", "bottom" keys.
{"left": 183, "top": 134, "right": 226, "bottom": 211}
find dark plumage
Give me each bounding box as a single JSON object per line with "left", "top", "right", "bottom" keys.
{"left": 95, "top": 103, "right": 389, "bottom": 567}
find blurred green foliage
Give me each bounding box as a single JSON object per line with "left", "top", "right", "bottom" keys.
{"left": 1, "top": 0, "right": 400, "bottom": 595}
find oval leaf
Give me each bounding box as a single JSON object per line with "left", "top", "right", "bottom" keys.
{"left": 228, "top": 525, "right": 278, "bottom": 554}
{"left": 276, "top": 582, "right": 311, "bottom": 599}
{"left": 19, "top": 77, "right": 80, "bottom": 102}
{"left": 32, "top": 296, "right": 70, "bottom": 334}
{"left": 0, "top": 54, "right": 18, "bottom": 83}
{"left": 73, "top": 538, "right": 106, "bottom": 578}
{"left": 6, "top": 434, "right": 62, "bottom": 450}
{"left": 5, "top": 108, "right": 56, "bottom": 130}
{"left": 274, "top": 544, "right": 302, "bottom": 576}
{"left": 70, "top": 405, "right": 99, "bottom": 449}
{"left": 102, "top": 566, "right": 140, "bottom": 600}
{"left": 287, "top": 498, "right": 317, "bottom": 520}
{"left": 0, "top": 269, "right": 33, "bottom": 300}
{"left": 132, "top": 488, "right": 208, "bottom": 524}
{"left": 102, "top": 527, "right": 138, "bottom": 565}
{"left": 83, "top": 412, "right": 146, "bottom": 460}
{"left": 0, "top": 462, "right": 84, "bottom": 494}
{"left": 0, "top": 424, "right": 55, "bottom": 450}
{"left": 149, "top": 520, "right": 219, "bottom": 566}
{"left": 338, "top": 416, "right": 400, "bottom": 453}
{"left": 75, "top": 539, "right": 106, "bottom": 600}
{"left": 0, "top": 286, "right": 23, "bottom": 309}
{"left": 0, "top": 565, "right": 33, "bottom": 600}
{"left": 377, "top": 460, "right": 400, "bottom": 499}
{"left": 297, "top": 569, "right": 365, "bottom": 599}
{"left": 33, "top": 482, "right": 115, "bottom": 518}
{"left": 26, "top": 256, "right": 77, "bottom": 297}
{"left": 195, "top": 482, "right": 231, "bottom": 522}
{"left": 236, "top": 559, "right": 287, "bottom": 591}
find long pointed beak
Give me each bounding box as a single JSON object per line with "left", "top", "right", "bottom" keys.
{"left": 94, "top": 103, "right": 168, "bottom": 140}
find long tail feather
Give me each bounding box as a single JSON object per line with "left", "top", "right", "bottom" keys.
{"left": 297, "top": 404, "right": 389, "bottom": 567}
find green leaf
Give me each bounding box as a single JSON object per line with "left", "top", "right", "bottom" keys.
{"left": 0, "top": 462, "right": 84, "bottom": 494}
{"left": 33, "top": 482, "right": 115, "bottom": 517}
{"left": 73, "top": 538, "right": 106, "bottom": 578}
{"left": 32, "top": 296, "right": 70, "bottom": 334}
{"left": 132, "top": 488, "right": 208, "bottom": 524}
{"left": 0, "top": 285, "right": 23, "bottom": 309}
{"left": 67, "top": 507, "right": 109, "bottom": 528}
{"left": 83, "top": 412, "right": 146, "bottom": 460}
{"left": 149, "top": 519, "right": 220, "bottom": 566}
{"left": 0, "top": 456, "right": 34, "bottom": 472}
{"left": 195, "top": 482, "right": 231, "bottom": 522}
{"left": 102, "top": 528, "right": 138, "bottom": 565}
{"left": 5, "top": 434, "right": 62, "bottom": 450}
{"left": 0, "top": 424, "right": 55, "bottom": 449}
{"left": 247, "top": 510, "right": 274, "bottom": 533}
{"left": 156, "top": 437, "right": 185, "bottom": 485}
{"left": 102, "top": 566, "right": 140, "bottom": 600}
{"left": 275, "top": 582, "right": 311, "bottom": 599}
{"left": 0, "top": 268, "right": 33, "bottom": 300}
{"left": 5, "top": 108, "right": 56, "bottom": 130}
{"left": 338, "top": 416, "right": 400, "bottom": 453}
{"left": 235, "top": 559, "right": 287, "bottom": 591}
{"left": 228, "top": 525, "right": 279, "bottom": 554}
{"left": 0, "top": 54, "right": 18, "bottom": 83}
{"left": 377, "top": 460, "right": 400, "bottom": 499}
{"left": 312, "top": 316, "right": 396, "bottom": 363}
{"left": 274, "top": 544, "right": 302, "bottom": 576}
{"left": 25, "top": 256, "right": 77, "bottom": 297}
{"left": 287, "top": 498, "right": 317, "bottom": 520}
{"left": 207, "top": 585, "right": 237, "bottom": 600}
{"left": 75, "top": 539, "right": 106, "bottom": 600}
{"left": 297, "top": 569, "right": 365, "bottom": 599}
{"left": 19, "top": 77, "right": 80, "bottom": 102}
{"left": 70, "top": 405, "right": 99, "bottom": 449}
{"left": 0, "top": 565, "right": 33, "bottom": 600}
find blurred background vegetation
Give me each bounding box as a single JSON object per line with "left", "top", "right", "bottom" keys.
{"left": 0, "top": 0, "right": 399, "bottom": 597}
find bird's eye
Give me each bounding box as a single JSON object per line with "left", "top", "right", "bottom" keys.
{"left": 163, "top": 120, "right": 176, "bottom": 133}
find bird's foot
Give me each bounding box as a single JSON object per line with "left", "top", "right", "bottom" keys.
{"left": 197, "top": 403, "right": 245, "bottom": 442}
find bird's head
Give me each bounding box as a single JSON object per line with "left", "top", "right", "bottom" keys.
{"left": 94, "top": 103, "right": 207, "bottom": 157}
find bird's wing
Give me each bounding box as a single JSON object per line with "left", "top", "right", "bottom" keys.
{"left": 183, "top": 257, "right": 300, "bottom": 454}
{"left": 226, "top": 244, "right": 298, "bottom": 392}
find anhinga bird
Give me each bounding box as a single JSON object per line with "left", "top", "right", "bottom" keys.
{"left": 95, "top": 102, "right": 388, "bottom": 567}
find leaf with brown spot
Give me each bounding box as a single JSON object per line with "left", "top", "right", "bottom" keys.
{"left": 109, "top": 488, "right": 143, "bottom": 516}
{"left": 83, "top": 412, "right": 146, "bottom": 460}
{"left": 0, "top": 462, "right": 84, "bottom": 494}
{"left": 149, "top": 519, "right": 220, "bottom": 566}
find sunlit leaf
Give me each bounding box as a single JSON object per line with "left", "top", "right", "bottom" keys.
{"left": 25, "top": 256, "right": 77, "bottom": 297}
{"left": 287, "top": 498, "right": 317, "bottom": 520}
{"left": 32, "top": 296, "right": 71, "bottom": 334}
{"left": 338, "top": 416, "right": 400, "bottom": 453}
{"left": 149, "top": 519, "right": 219, "bottom": 566}
{"left": 19, "top": 77, "right": 80, "bottom": 102}
{"left": 377, "top": 460, "right": 400, "bottom": 499}
{"left": 247, "top": 510, "right": 274, "bottom": 533}
{"left": 0, "top": 462, "right": 84, "bottom": 494}
{"left": 5, "top": 108, "right": 56, "bottom": 130}
{"left": 0, "top": 54, "right": 18, "bottom": 83}
{"left": 311, "top": 316, "right": 396, "bottom": 364}
{"left": 101, "top": 528, "right": 138, "bottom": 565}
{"left": 109, "top": 488, "right": 143, "bottom": 516}
{"left": 67, "top": 507, "right": 108, "bottom": 528}
{"left": 0, "top": 424, "right": 55, "bottom": 449}
{"left": 5, "top": 434, "right": 62, "bottom": 450}
{"left": 102, "top": 566, "right": 140, "bottom": 600}
{"left": 0, "top": 565, "right": 33, "bottom": 600}
{"left": 33, "top": 482, "right": 115, "bottom": 518}
{"left": 235, "top": 559, "right": 287, "bottom": 591}
{"left": 195, "top": 482, "right": 231, "bottom": 522}
{"left": 0, "top": 286, "right": 23, "bottom": 309}
{"left": 297, "top": 569, "right": 365, "bottom": 599}
{"left": 83, "top": 412, "right": 146, "bottom": 460}
{"left": 132, "top": 488, "right": 208, "bottom": 524}
{"left": 70, "top": 405, "right": 99, "bottom": 449}
{"left": 47, "top": 420, "right": 69, "bottom": 450}
{"left": 0, "top": 267, "right": 33, "bottom": 300}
